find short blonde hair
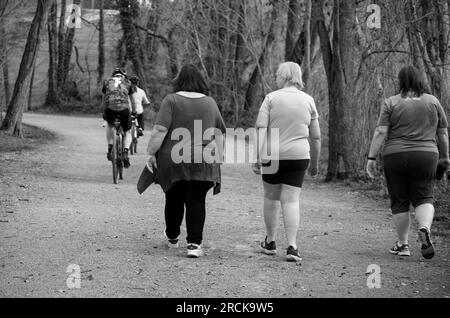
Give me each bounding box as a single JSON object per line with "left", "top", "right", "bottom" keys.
{"left": 276, "top": 62, "right": 304, "bottom": 90}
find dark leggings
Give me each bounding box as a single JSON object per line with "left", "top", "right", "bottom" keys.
{"left": 165, "top": 180, "right": 214, "bottom": 245}
{"left": 137, "top": 113, "right": 145, "bottom": 130}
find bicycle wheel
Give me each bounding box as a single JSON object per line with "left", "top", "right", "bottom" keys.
{"left": 131, "top": 138, "right": 138, "bottom": 155}
{"left": 112, "top": 132, "right": 119, "bottom": 184}
{"left": 130, "top": 137, "right": 136, "bottom": 155}
{"left": 118, "top": 134, "right": 124, "bottom": 180}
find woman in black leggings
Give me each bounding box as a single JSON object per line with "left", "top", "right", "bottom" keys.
{"left": 146, "top": 65, "right": 226, "bottom": 258}
{"left": 367, "top": 66, "right": 449, "bottom": 259}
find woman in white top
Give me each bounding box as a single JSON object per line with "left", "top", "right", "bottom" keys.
{"left": 253, "top": 62, "right": 321, "bottom": 262}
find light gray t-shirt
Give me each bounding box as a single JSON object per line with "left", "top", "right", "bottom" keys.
{"left": 377, "top": 93, "right": 449, "bottom": 156}
{"left": 257, "top": 87, "right": 319, "bottom": 160}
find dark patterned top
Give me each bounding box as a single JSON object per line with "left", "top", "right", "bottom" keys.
{"left": 102, "top": 77, "right": 136, "bottom": 111}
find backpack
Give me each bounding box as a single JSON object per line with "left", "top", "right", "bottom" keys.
{"left": 103, "top": 77, "right": 131, "bottom": 111}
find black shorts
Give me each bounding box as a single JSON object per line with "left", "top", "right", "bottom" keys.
{"left": 262, "top": 160, "right": 310, "bottom": 188}
{"left": 105, "top": 108, "right": 132, "bottom": 132}
{"left": 383, "top": 151, "right": 438, "bottom": 215}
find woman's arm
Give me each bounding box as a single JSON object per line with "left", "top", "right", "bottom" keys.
{"left": 368, "top": 126, "right": 389, "bottom": 158}
{"left": 437, "top": 128, "right": 450, "bottom": 168}
{"left": 253, "top": 109, "right": 269, "bottom": 174}
{"left": 308, "top": 119, "right": 321, "bottom": 176}
{"left": 255, "top": 112, "right": 269, "bottom": 158}
{"left": 366, "top": 126, "right": 389, "bottom": 178}
{"left": 147, "top": 125, "right": 169, "bottom": 168}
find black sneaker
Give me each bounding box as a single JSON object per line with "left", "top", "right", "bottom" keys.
{"left": 260, "top": 237, "right": 277, "bottom": 255}
{"left": 123, "top": 152, "right": 130, "bottom": 169}
{"left": 286, "top": 246, "right": 302, "bottom": 262}
{"left": 418, "top": 228, "right": 435, "bottom": 259}
{"left": 389, "top": 242, "right": 411, "bottom": 256}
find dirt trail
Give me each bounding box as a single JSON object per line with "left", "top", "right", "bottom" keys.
{"left": 0, "top": 113, "right": 449, "bottom": 298}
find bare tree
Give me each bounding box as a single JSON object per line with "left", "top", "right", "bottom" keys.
{"left": 0, "top": 0, "right": 10, "bottom": 109}
{"left": 60, "top": 0, "right": 82, "bottom": 87}
{"left": 244, "top": 0, "right": 288, "bottom": 112}
{"left": 2, "top": 0, "right": 52, "bottom": 136}
{"left": 315, "top": 0, "right": 365, "bottom": 180}
{"left": 97, "top": 0, "right": 105, "bottom": 86}
{"left": 57, "top": 0, "right": 67, "bottom": 84}
{"left": 117, "top": 0, "right": 148, "bottom": 89}
{"left": 28, "top": 59, "right": 37, "bottom": 111}
{"left": 46, "top": 0, "right": 60, "bottom": 105}
{"left": 405, "top": 0, "right": 450, "bottom": 106}
{"left": 285, "top": 0, "right": 304, "bottom": 62}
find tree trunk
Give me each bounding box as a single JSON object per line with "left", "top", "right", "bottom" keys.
{"left": 244, "top": 0, "right": 287, "bottom": 112}
{"left": 28, "top": 60, "right": 37, "bottom": 111}
{"left": 2, "top": 0, "right": 52, "bottom": 136}
{"left": 167, "top": 27, "right": 178, "bottom": 79}
{"left": 60, "top": 0, "right": 81, "bottom": 87}
{"left": 0, "top": 1, "right": 8, "bottom": 17}
{"left": 97, "top": 0, "right": 105, "bottom": 86}
{"left": 0, "top": 16, "right": 10, "bottom": 107}
{"left": 57, "top": 0, "right": 66, "bottom": 84}
{"left": 316, "top": 0, "right": 361, "bottom": 181}
{"left": 0, "top": 0, "right": 9, "bottom": 121}
{"left": 285, "top": 0, "right": 303, "bottom": 62}
{"left": 117, "top": 0, "right": 147, "bottom": 88}
{"left": 231, "top": 0, "right": 246, "bottom": 125}
{"left": 406, "top": 0, "right": 449, "bottom": 104}
{"left": 302, "top": 0, "right": 312, "bottom": 90}
{"left": 145, "top": 0, "right": 161, "bottom": 66}
{"left": 46, "top": 0, "right": 60, "bottom": 105}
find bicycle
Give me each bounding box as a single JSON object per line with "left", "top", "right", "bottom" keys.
{"left": 130, "top": 116, "right": 139, "bottom": 155}
{"left": 111, "top": 117, "right": 125, "bottom": 184}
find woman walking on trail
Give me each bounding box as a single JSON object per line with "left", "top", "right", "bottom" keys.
{"left": 146, "top": 64, "right": 227, "bottom": 258}
{"left": 252, "top": 62, "right": 322, "bottom": 262}
{"left": 367, "top": 66, "right": 450, "bottom": 259}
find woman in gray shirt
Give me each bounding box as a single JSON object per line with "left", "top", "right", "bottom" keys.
{"left": 146, "top": 65, "right": 226, "bottom": 258}
{"left": 367, "top": 66, "right": 449, "bottom": 259}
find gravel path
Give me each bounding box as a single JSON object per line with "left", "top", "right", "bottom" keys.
{"left": 0, "top": 113, "right": 449, "bottom": 298}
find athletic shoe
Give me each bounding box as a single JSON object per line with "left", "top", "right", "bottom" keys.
{"left": 164, "top": 231, "right": 179, "bottom": 248}
{"left": 389, "top": 242, "right": 411, "bottom": 256}
{"left": 260, "top": 237, "right": 277, "bottom": 255}
{"left": 123, "top": 152, "right": 130, "bottom": 169}
{"left": 418, "top": 228, "right": 435, "bottom": 259}
{"left": 187, "top": 244, "right": 204, "bottom": 258}
{"left": 286, "top": 246, "right": 302, "bottom": 262}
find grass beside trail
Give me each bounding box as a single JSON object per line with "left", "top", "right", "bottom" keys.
{"left": 0, "top": 124, "right": 56, "bottom": 153}
{"left": 435, "top": 185, "right": 450, "bottom": 237}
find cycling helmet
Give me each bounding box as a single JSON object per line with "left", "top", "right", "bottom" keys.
{"left": 129, "top": 76, "right": 139, "bottom": 84}
{"left": 112, "top": 68, "right": 127, "bottom": 77}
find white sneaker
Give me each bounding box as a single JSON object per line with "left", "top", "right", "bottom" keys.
{"left": 164, "top": 231, "right": 179, "bottom": 249}
{"left": 187, "top": 244, "right": 204, "bottom": 258}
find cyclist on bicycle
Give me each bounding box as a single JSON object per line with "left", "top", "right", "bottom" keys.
{"left": 102, "top": 68, "right": 137, "bottom": 168}
{"left": 129, "top": 76, "right": 150, "bottom": 137}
